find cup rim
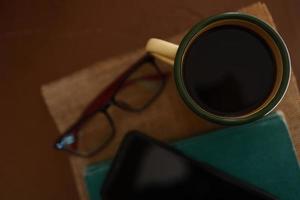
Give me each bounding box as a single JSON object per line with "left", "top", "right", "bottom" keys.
{"left": 174, "top": 12, "right": 291, "bottom": 125}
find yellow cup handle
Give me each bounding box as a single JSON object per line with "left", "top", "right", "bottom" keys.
{"left": 145, "top": 38, "right": 179, "bottom": 65}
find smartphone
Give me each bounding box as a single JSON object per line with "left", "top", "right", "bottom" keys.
{"left": 101, "top": 131, "right": 276, "bottom": 200}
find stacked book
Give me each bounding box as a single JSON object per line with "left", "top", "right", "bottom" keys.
{"left": 85, "top": 113, "right": 300, "bottom": 200}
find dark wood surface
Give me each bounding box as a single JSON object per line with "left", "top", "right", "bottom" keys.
{"left": 1, "top": 1, "right": 300, "bottom": 199}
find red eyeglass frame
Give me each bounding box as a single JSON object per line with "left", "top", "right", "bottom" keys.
{"left": 54, "top": 53, "right": 170, "bottom": 156}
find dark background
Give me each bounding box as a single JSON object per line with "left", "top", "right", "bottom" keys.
{"left": 0, "top": 0, "right": 299, "bottom": 199}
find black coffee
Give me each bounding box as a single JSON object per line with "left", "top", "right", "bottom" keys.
{"left": 183, "top": 25, "right": 276, "bottom": 116}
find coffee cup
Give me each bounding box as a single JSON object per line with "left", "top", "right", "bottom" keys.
{"left": 145, "top": 13, "right": 290, "bottom": 124}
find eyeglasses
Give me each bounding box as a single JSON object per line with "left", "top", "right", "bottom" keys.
{"left": 54, "top": 54, "right": 169, "bottom": 157}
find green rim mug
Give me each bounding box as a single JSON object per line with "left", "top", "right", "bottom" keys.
{"left": 145, "top": 13, "right": 291, "bottom": 125}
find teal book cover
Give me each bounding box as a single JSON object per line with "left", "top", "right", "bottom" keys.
{"left": 85, "top": 113, "right": 300, "bottom": 200}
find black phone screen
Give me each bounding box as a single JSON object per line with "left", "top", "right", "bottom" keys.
{"left": 101, "top": 132, "right": 276, "bottom": 200}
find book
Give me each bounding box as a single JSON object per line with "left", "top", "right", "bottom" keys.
{"left": 84, "top": 112, "right": 300, "bottom": 200}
